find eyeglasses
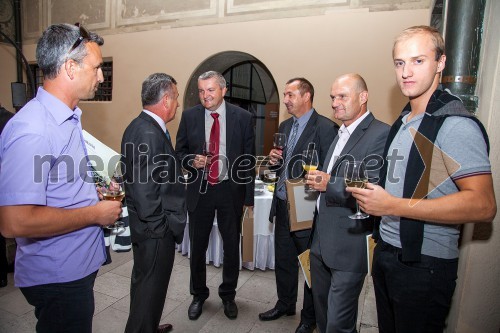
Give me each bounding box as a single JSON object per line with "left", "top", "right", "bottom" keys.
{"left": 67, "top": 25, "right": 90, "bottom": 55}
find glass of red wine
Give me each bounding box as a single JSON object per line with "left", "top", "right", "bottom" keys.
{"left": 273, "top": 133, "right": 287, "bottom": 152}
{"left": 202, "top": 141, "right": 216, "bottom": 166}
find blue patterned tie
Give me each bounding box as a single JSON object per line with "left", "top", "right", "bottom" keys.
{"left": 276, "top": 120, "right": 299, "bottom": 198}
{"left": 165, "top": 129, "right": 171, "bottom": 142}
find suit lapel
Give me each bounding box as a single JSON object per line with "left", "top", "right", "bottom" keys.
{"left": 225, "top": 102, "right": 236, "bottom": 154}
{"left": 139, "top": 112, "right": 174, "bottom": 151}
{"left": 331, "top": 113, "right": 374, "bottom": 171}
{"left": 196, "top": 105, "right": 206, "bottom": 149}
{"left": 321, "top": 135, "right": 339, "bottom": 172}
{"left": 292, "top": 110, "right": 318, "bottom": 154}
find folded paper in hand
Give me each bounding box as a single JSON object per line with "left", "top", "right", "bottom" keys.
{"left": 286, "top": 181, "right": 316, "bottom": 232}
{"left": 298, "top": 249, "right": 311, "bottom": 288}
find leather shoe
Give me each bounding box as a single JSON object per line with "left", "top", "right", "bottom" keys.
{"left": 222, "top": 300, "right": 238, "bottom": 319}
{"left": 157, "top": 323, "right": 173, "bottom": 333}
{"left": 0, "top": 279, "right": 7, "bottom": 288}
{"left": 188, "top": 298, "right": 204, "bottom": 320}
{"left": 295, "top": 322, "right": 316, "bottom": 333}
{"left": 258, "top": 307, "right": 296, "bottom": 321}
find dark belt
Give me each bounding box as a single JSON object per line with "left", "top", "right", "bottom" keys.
{"left": 377, "top": 238, "right": 402, "bottom": 254}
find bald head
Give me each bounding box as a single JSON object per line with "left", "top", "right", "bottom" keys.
{"left": 334, "top": 73, "right": 368, "bottom": 94}
{"left": 330, "top": 73, "right": 369, "bottom": 127}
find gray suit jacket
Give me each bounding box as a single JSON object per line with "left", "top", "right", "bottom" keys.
{"left": 313, "top": 112, "right": 389, "bottom": 273}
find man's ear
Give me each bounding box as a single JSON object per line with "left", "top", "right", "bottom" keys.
{"left": 437, "top": 54, "right": 446, "bottom": 73}
{"left": 304, "top": 91, "right": 311, "bottom": 103}
{"left": 360, "top": 91, "right": 368, "bottom": 104}
{"left": 64, "top": 59, "right": 76, "bottom": 80}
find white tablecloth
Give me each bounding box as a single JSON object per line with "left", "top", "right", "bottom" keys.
{"left": 176, "top": 190, "right": 275, "bottom": 270}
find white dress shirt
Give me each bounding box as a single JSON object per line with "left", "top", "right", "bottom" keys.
{"left": 143, "top": 109, "right": 167, "bottom": 134}
{"left": 317, "top": 111, "right": 371, "bottom": 209}
{"left": 205, "top": 101, "right": 228, "bottom": 180}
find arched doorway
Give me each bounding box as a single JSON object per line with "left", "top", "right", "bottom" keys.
{"left": 184, "top": 51, "right": 280, "bottom": 156}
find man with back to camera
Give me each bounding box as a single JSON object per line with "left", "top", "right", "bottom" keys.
{"left": 175, "top": 70, "right": 255, "bottom": 321}
{"left": 121, "top": 73, "right": 186, "bottom": 333}
{"left": 348, "top": 25, "right": 496, "bottom": 333}
{"left": 0, "top": 24, "right": 122, "bottom": 332}
{"left": 259, "top": 77, "right": 338, "bottom": 333}
{"left": 305, "top": 73, "right": 389, "bottom": 333}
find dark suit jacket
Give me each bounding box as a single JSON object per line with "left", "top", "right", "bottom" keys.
{"left": 175, "top": 102, "right": 255, "bottom": 214}
{"left": 313, "top": 113, "right": 389, "bottom": 273}
{"left": 121, "top": 112, "right": 187, "bottom": 244}
{"left": 269, "top": 110, "right": 338, "bottom": 226}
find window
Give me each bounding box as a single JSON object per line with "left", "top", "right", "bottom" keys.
{"left": 222, "top": 62, "right": 279, "bottom": 156}
{"left": 28, "top": 59, "right": 113, "bottom": 101}
{"left": 94, "top": 60, "right": 113, "bottom": 101}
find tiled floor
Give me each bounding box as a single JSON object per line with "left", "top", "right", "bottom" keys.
{"left": 0, "top": 250, "right": 378, "bottom": 333}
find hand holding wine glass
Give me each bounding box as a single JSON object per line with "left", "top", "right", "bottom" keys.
{"left": 302, "top": 149, "right": 319, "bottom": 193}
{"left": 101, "top": 168, "right": 126, "bottom": 230}
{"left": 273, "top": 133, "right": 287, "bottom": 151}
{"left": 344, "top": 160, "right": 369, "bottom": 219}
{"left": 201, "top": 141, "right": 216, "bottom": 167}
{"left": 270, "top": 133, "right": 286, "bottom": 164}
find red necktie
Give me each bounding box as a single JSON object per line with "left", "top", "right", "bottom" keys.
{"left": 208, "top": 113, "right": 220, "bottom": 185}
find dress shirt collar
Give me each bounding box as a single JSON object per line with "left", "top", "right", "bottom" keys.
{"left": 339, "top": 110, "right": 371, "bottom": 137}
{"left": 205, "top": 101, "right": 226, "bottom": 119}
{"left": 293, "top": 108, "right": 314, "bottom": 128}
{"left": 36, "top": 87, "right": 81, "bottom": 125}
{"left": 143, "top": 109, "right": 167, "bottom": 134}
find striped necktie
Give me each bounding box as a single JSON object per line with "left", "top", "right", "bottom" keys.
{"left": 276, "top": 120, "right": 299, "bottom": 197}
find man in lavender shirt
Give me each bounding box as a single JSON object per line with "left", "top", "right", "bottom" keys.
{"left": 0, "top": 24, "right": 122, "bottom": 333}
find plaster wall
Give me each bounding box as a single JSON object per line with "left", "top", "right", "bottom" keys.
{"left": 0, "top": 45, "right": 17, "bottom": 111}
{"left": 446, "top": 0, "right": 500, "bottom": 331}
{"left": 0, "top": 2, "right": 499, "bottom": 332}
{"left": 10, "top": 9, "right": 428, "bottom": 151}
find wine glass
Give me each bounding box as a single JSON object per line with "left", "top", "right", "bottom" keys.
{"left": 263, "top": 170, "right": 278, "bottom": 184}
{"left": 302, "top": 149, "right": 319, "bottom": 193}
{"left": 273, "top": 133, "right": 287, "bottom": 151}
{"left": 101, "top": 168, "right": 126, "bottom": 231}
{"left": 202, "top": 141, "right": 216, "bottom": 166}
{"left": 344, "top": 160, "right": 369, "bottom": 219}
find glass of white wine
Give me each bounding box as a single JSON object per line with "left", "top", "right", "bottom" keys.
{"left": 302, "top": 149, "right": 319, "bottom": 193}
{"left": 344, "top": 160, "right": 369, "bottom": 219}
{"left": 101, "top": 169, "right": 126, "bottom": 231}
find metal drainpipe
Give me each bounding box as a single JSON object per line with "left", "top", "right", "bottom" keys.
{"left": 14, "top": 0, "right": 23, "bottom": 83}
{"left": 441, "top": 0, "right": 486, "bottom": 113}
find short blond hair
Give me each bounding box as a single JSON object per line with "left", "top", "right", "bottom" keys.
{"left": 393, "top": 25, "right": 445, "bottom": 61}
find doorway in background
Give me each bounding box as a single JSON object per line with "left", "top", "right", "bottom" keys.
{"left": 183, "top": 51, "right": 279, "bottom": 156}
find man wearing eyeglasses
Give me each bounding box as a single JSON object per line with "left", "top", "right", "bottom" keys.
{"left": 0, "top": 24, "right": 122, "bottom": 333}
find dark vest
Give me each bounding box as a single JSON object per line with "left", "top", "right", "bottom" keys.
{"left": 374, "top": 88, "right": 490, "bottom": 262}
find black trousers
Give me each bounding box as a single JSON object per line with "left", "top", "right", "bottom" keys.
{"left": 372, "top": 239, "right": 458, "bottom": 333}
{"left": 189, "top": 181, "right": 241, "bottom": 301}
{"left": 125, "top": 233, "right": 176, "bottom": 333}
{"left": 274, "top": 198, "right": 315, "bottom": 324}
{"left": 20, "top": 271, "right": 97, "bottom": 333}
